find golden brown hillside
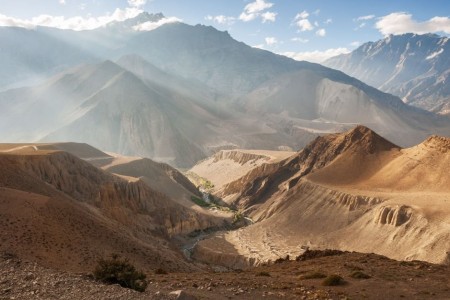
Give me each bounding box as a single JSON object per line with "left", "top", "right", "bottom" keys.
{"left": 193, "top": 126, "right": 450, "bottom": 267}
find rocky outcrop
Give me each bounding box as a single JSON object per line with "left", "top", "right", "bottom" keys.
{"left": 212, "top": 150, "right": 270, "bottom": 165}
{"left": 374, "top": 205, "right": 413, "bottom": 226}
{"left": 420, "top": 135, "right": 450, "bottom": 153}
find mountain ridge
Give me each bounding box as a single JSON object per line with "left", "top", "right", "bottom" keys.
{"left": 325, "top": 33, "right": 450, "bottom": 115}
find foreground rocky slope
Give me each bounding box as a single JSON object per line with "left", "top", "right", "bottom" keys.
{"left": 193, "top": 126, "right": 450, "bottom": 267}
{"left": 0, "top": 143, "right": 230, "bottom": 272}
{"left": 2, "top": 250, "right": 449, "bottom": 300}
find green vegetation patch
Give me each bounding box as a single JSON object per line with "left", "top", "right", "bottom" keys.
{"left": 190, "top": 196, "right": 210, "bottom": 207}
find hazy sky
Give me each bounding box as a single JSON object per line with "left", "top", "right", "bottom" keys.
{"left": 1, "top": 0, "right": 449, "bottom": 62}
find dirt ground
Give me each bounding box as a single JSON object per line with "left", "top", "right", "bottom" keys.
{"left": 2, "top": 251, "right": 449, "bottom": 300}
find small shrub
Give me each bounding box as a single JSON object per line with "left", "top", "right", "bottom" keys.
{"left": 154, "top": 268, "right": 168, "bottom": 275}
{"left": 296, "top": 249, "right": 346, "bottom": 261}
{"left": 322, "top": 274, "right": 345, "bottom": 286}
{"left": 350, "top": 271, "right": 371, "bottom": 279}
{"left": 256, "top": 271, "right": 271, "bottom": 277}
{"left": 299, "top": 272, "right": 327, "bottom": 279}
{"left": 190, "top": 196, "right": 209, "bottom": 207}
{"left": 93, "top": 254, "right": 147, "bottom": 292}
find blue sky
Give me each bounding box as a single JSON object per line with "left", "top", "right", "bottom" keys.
{"left": 1, "top": 0, "right": 449, "bottom": 62}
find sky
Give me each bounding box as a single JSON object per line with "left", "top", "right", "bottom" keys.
{"left": 1, "top": 0, "right": 450, "bottom": 62}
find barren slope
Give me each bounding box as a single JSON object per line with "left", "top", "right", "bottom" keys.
{"left": 0, "top": 144, "right": 230, "bottom": 272}
{"left": 193, "top": 126, "right": 450, "bottom": 267}
{"left": 188, "top": 149, "right": 294, "bottom": 191}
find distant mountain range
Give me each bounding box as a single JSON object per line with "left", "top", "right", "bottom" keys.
{"left": 325, "top": 33, "right": 450, "bottom": 115}
{"left": 1, "top": 13, "right": 449, "bottom": 167}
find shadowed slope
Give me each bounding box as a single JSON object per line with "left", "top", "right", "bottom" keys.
{"left": 0, "top": 145, "right": 228, "bottom": 272}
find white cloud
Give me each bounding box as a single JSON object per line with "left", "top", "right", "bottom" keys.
{"left": 261, "top": 11, "right": 277, "bottom": 23}
{"left": 252, "top": 44, "right": 265, "bottom": 49}
{"left": 316, "top": 28, "right": 326, "bottom": 37}
{"left": 324, "top": 18, "right": 332, "bottom": 25}
{"left": 133, "top": 16, "right": 182, "bottom": 31}
{"left": 205, "top": 15, "right": 235, "bottom": 25}
{"left": 376, "top": 12, "right": 450, "bottom": 35}
{"left": 239, "top": 0, "right": 276, "bottom": 23}
{"left": 350, "top": 41, "right": 361, "bottom": 47}
{"left": 295, "top": 11, "right": 309, "bottom": 20}
{"left": 426, "top": 48, "right": 444, "bottom": 60}
{"left": 265, "top": 36, "right": 278, "bottom": 45}
{"left": 281, "top": 47, "right": 350, "bottom": 63}
{"left": 59, "top": 0, "right": 66, "bottom": 5}
{"left": 0, "top": 7, "right": 149, "bottom": 31}
{"left": 296, "top": 19, "right": 313, "bottom": 31}
{"left": 244, "top": 0, "right": 273, "bottom": 14}
{"left": 294, "top": 10, "right": 316, "bottom": 31}
{"left": 357, "top": 14, "right": 375, "bottom": 21}
{"left": 291, "top": 37, "right": 309, "bottom": 43}
{"left": 127, "top": 0, "right": 147, "bottom": 8}
{"left": 239, "top": 12, "right": 257, "bottom": 22}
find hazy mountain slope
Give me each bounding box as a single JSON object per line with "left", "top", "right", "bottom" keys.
{"left": 0, "top": 61, "right": 127, "bottom": 140}
{"left": 0, "top": 27, "right": 96, "bottom": 91}
{"left": 240, "top": 69, "right": 450, "bottom": 147}
{"left": 325, "top": 33, "right": 450, "bottom": 114}
{"left": 119, "top": 22, "right": 306, "bottom": 97}
{"left": 0, "top": 60, "right": 234, "bottom": 167}
{"left": 192, "top": 126, "right": 450, "bottom": 266}
{"left": 116, "top": 54, "right": 234, "bottom": 119}
{"left": 0, "top": 58, "right": 320, "bottom": 167}
{"left": 1, "top": 15, "right": 449, "bottom": 166}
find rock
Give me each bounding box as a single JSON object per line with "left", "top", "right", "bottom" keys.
{"left": 24, "top": 272, "right": 35, "bottom": 281}
{"left": 169, "top": 290, "right": 197, "bottom": 300}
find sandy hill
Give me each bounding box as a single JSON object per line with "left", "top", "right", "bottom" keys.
{"left": 98, "top": 154, "right": 202, "bottom": 208}
{"left": 0, "top": 143, "right": 231, "bottom": 273}
{"left": 192, "top": 126, "right": 450, "bottom": 267}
